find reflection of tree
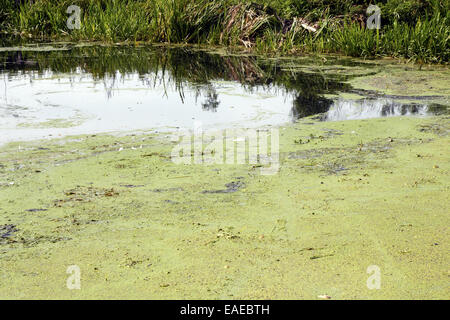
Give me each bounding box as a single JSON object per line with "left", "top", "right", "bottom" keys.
{"left": 201, "top": 87, "right": 220, "bottom": 112}
{"left": 1, "top": 51, "right": 38, "bottom": 70}
{"left": 382, "top": 103, "right": 424, "bottom": 116}
{"left": 279, "top": 70, "right": 348, "bottom": 120}
{"left": 0, "top": 45, "right": 358, "bottom": 118}
{"left": 291, "top": 94, "right": 333, "bottom": 119}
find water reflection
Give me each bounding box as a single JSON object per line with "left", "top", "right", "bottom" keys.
{"left": 0, "top": 45, "right": 442, "bottom": 144}
{"left": 201, "top": 87, "right": 220, "bottom": 112}
{"left": 0, "top": 45, "right": 347, "bottom": 117}
{"left": 325, "top": 99, "right": 431, "bottom": 121}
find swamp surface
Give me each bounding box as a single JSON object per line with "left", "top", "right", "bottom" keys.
{"left": 0, "top": 44, "right": 448, "bottom": 299}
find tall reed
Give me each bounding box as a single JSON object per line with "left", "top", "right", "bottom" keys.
{"left": 1, "top": 0, "right": 448, "bottom": 63}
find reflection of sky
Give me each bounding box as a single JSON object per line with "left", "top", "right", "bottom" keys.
{"left": 0, "top": 70, "right": 293, "bottom": 145}
{"left": 325, "top": 99, "right": 430, "bottom": 121}
{"left": 0, "top": 69, "right": 437, "bottom": 145}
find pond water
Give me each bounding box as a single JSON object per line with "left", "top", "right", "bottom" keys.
{"left": 0, "top": 44, "right": 445, "bottom": 145}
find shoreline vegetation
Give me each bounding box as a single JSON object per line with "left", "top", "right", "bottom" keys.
{"left": 0, "top": 0, "right": 448, "bottom": 64}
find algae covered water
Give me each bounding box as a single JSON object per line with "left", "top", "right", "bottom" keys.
{"left": 0, "top": 44, "right": 447, "bottom": 145}
{"left": 0, "top": 44, "right": 449, "bottom": 300}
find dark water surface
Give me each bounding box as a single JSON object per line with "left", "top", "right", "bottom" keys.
{"left": 0, "top": 44, "right": 444, "bottom": 144}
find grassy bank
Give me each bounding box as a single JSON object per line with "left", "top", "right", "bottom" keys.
{"left": 0, "top": 0, "right": 449, "bottom": 63}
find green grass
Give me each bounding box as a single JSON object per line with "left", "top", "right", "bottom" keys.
{"left": 0, "top": 0, "right": 449, "bottom": 63}
{"left": 382, "top": 12, "right": 449, "bottom": 63}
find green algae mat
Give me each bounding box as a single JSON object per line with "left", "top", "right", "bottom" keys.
{"left": 1, "top": 115, "right": 448, "bottom": 299}
{"left": 0, "top": 45, "right": 448, "bottom": 299}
